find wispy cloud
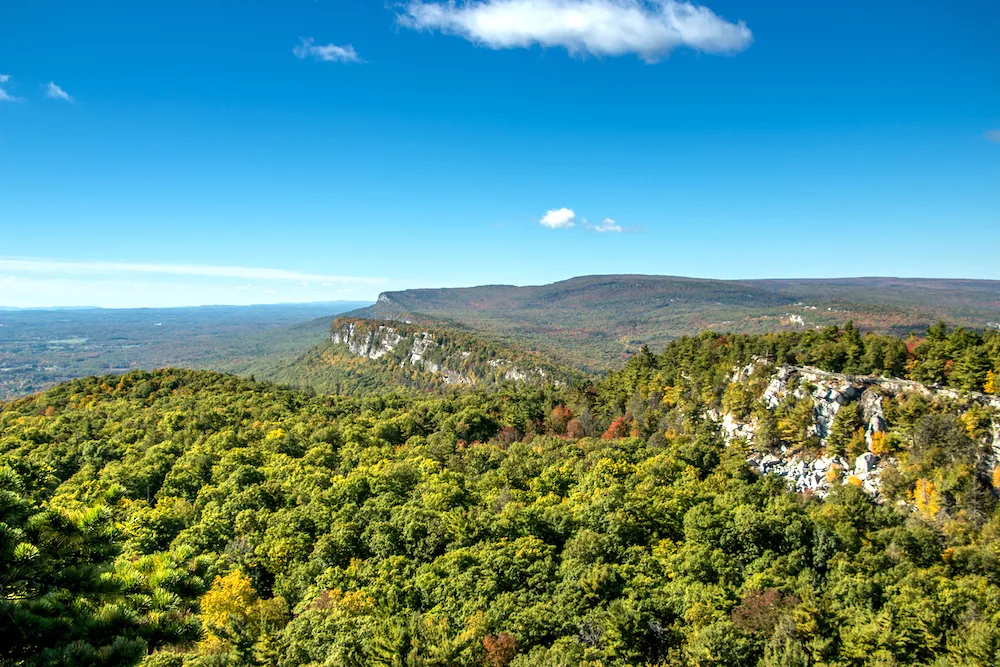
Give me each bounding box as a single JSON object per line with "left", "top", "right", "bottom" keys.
{"left": 0, "top": 258, "right": 390, "bottom": 285}
{"left": 987, "top": 130, "right": 1000, "bottom": 143}
{"left": 540, "top": 208, "right": 576, "bottom": 229}
{"left": 0, "top": 74, "right": 22, "bottom": 102}
{"left": 294, "top": 38, "right": 364, "bottom": 63}
{"left": 398, "top": 0, "right": 752, "bottom": 62}
{"left": 45, "top": 82, "right": 73, "bottom": 102}
{"left": 593, "top": 217, "right": 623, "bottom": 233}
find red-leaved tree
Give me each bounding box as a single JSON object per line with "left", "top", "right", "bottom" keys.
{"left": 602, "top": 415, "right": 631, "bottom": 439}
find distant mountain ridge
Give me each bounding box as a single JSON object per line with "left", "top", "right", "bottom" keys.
{"left": 343, "top": 275, "right": 1000, "bottom": 372}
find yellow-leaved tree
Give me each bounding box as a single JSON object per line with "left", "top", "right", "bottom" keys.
{"left": 199, "top": 570, "right": 288, "bottom": 659}
{"left": 199, "top": 571, "right": 257, "bottom": 653}
{"left": 869, "top": 431, "right": 891, "bottom": 456}
{"left": 914, "top": 478, "right": 941, "bottom": 518}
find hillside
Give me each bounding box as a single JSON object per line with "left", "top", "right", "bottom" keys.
{"left": 346, "top": 275, "right": 1000, "bottom": 372}
{"left": 242, "top": 317, "right": 583, "bottom": 395}
{"left": 3, "top": 324, "right": 1000, "bottom": 666}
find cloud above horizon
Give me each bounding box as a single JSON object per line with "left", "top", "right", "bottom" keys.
{"left": 0, "top": 258, "right": 389, "bottom": 285}
{"left": 593, "top": 217, "right": 623, "bottom": 233}
{"left": 45, "top": 82, "right": 73, "bottom": 101}
{"left": 398, "top": 0, "right": 752, "bottom": 61}
{"left": 540, "top": 208, "right": 576, "bottom": 228}
{"left": 294, "top": 38, "right": 364, "bottom": 63}
{"left": 0, "top": 75, "right": 21, "bottom": 102}
{"left": 0, "top": 258, "right": 392, "bottom": 308}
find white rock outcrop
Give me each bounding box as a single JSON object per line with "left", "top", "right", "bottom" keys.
{"left": 332, "top": 323, "right": 403, "bottom": 360}
{"left": 331, "top": 322, "right": 557, "bottom": 387}
{"left": 716, "top": 364, "right": 1000, "bottom": 502}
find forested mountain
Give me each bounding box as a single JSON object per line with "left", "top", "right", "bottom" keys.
{"left": 243, "top": 318, "right": 583, "bottom": 396}
{"left": 3, "top": 322, "right": 1000, "bottom": 666}
{"left": 346, "top": 276, "right": 1000, "bottom": 372}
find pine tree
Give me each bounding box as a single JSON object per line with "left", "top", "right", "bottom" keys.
{"left": 843, "top": 321, "right": 865, "bottom": 374}
{"left": 827, "top": 403, "right": 862, "bottom": 458}
{"left": 0, "top": 467, "right": 196, "bottom": 667}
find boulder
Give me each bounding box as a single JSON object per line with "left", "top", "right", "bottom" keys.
{"left": 855, "top": 452, "right": 876, "bottom": 475}
{"left": 812, "top": 457, "right": 831, "bottom": 471}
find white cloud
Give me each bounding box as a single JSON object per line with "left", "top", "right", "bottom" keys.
{"left": 0, "top": 276, "right": 381, "bottom": 309}
{"left": 45, "top": 82, "right": 73, "bottom": 102}
{"left": 0, "top": 258, "right": 394, "bottom": 307}
{"left": 594, "top": 217, "right": 623, "bottom": 232}
{"left": 540, "top": 208, "right": 576, "bottom": 228}
{"left": 399, "top": 0, "right": 752, "bottom": 61}
{"left": 0, "top": 75, "right": 22, "bottom": 102}
{"left": 987, "top": 130, "right": 1000, "bottom": 143}
{"left": 294, "top": 38, "right": 363, "bottom": 63}
{"left": 0, "top": 258, "right": 389, "bottom": 285}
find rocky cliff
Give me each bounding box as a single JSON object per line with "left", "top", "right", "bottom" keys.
{"left": 330, "top": 318, "right": 569, "bottom": 388}
{"left": 712, "top": 362, "right": 1000, "bottom": 501}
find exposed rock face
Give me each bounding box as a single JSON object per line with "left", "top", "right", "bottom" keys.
{"left": 861, "top": 391, "right": 886, "bottom": 445}
{"left": 718, "top": 364, "right": 1000, "bottom": 501}
{"left": 747, "top": 451, "right": 884, "bottom": 497}
{"left": 720, "top": 411, "right": 756, "bottom": 443}
{"left": 409, "top": 333, "right": 435, "bottom": 366}
{"left": 330, "top": 320, "right": 561, "bottom": 388}
{"left": 488, "top": 358, "right": 551, "bottom": 384}
{"left": 332, "top": 322, "right": 403, "bottom": 360}
{"left": 808, "top": 382, "right": 862, "bottom": 441}
{"left": 760, "top": 365, "right": 864, "bottom": 442}
{"left": 761, "top": 366, "right": 792, "bottom": 409}
{"left": 332, "top": 322, "right": 472, "bottom": 385}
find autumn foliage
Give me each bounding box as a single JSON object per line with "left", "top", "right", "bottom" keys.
{"left": 870, "top": 431, "right": 891, "bottom": 456}
{"left": 549, "top": 405, "right": 573, "bottom": 434}
{"left": 602, "top": 415, "right": 631, "bottom": 439}
{"left": 483, "top": 632, "right": 517, "bottom": 667}
{"left": 915, "top": 478, "right": 942, "bottom": 517}
{"left": 566, "top": 418, "right": 586, "bottom": 439}
{"left": 731, "top": 589, "right": 799, "bottom": 634}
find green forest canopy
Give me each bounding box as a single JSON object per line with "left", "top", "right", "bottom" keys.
{"left": 1, "top": 323, "right": 999, "bottom": 666}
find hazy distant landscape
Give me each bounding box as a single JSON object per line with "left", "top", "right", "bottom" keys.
{"left": 0, "top": 302, "right": 367, "bottom": 398}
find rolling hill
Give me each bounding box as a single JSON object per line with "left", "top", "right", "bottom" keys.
{"left": 241, "top": 316, "right": 584, "bottom": 395}
{"left": 343, "top": 275, "right": 1000, "bottom": 372}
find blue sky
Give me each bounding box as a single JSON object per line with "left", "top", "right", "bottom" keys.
{"left": 1, "top": 0, "right": 998, "bottom": 308}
